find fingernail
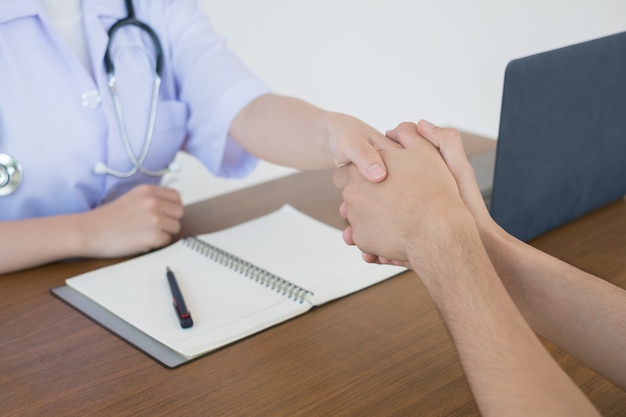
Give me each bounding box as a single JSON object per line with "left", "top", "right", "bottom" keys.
{"left": 420, "top": 119, "right": 435, "bottom": 130}
{"left": 368, "top": 164, "right": 386, "bottom": 180}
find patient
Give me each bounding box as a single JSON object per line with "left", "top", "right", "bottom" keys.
{"left": 333, "top": 120, "right": 626, "bottom": 417}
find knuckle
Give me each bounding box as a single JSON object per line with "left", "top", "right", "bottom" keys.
{"left": 444, "top": 128, "right": 462, "bottom": 142}
{"left": 171, "top": 220, "right": 182, "bottom": 235}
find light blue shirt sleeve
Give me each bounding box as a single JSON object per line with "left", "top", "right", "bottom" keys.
{"left": 147, "top": 0, "right": 271, "bottom": 178}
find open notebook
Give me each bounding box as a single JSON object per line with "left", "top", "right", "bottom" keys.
{"left": 52, "top": 205, "right": 405, "bottom": 367}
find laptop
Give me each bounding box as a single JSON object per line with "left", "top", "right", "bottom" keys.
{"left": 473, "top": 31, "right": 626, "bottom": 242}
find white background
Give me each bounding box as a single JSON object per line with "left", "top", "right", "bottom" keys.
{"left": 164, "top": 0, "right": 626, "bottom": 204}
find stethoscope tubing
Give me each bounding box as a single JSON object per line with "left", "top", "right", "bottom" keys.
{"left": 100, "top": 71, "right": 164, "bottom": 178}
{"left": 97, "top": 7, "right": 168, "bottom": 178}
{"left": 104, "top": 17, "right": 163, "bottom": 78}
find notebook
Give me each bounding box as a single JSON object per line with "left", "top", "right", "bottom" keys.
{"left": 51, "top": 205, "right": 405, "bottom": 368}
{"left": 485, "top": 31, "right": 626, "bottom": 241}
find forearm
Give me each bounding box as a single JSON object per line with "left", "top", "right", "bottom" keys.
{"left": 0, "top": 215, "right": 89, "bottom": 274}
{"left": 0, "top": 185, "right": 185, "bottom": 275}
{"left": 413, "top": 224, "right": 600, "bottom": 417}
{"left": 229, "top": 93, "right": 335, "bottom": 170}
{"left": 481, "top": 227, "right": 626, "bottom": 390}
{"left": 411, "top": 120, "right": 626, "bottom": 390}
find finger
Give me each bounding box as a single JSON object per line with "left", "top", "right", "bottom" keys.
{"left": 159, "top": 215, "right": 182, "bottom": 236}
{"left": 151, "top": 185, "right": 183, "bottom": 205}
{"left": 361, "top": 129, "right": 405, "bottom": 151}
{"left": 417, "top": 120, "right": 491, "bottom": 217}
{"left": 332, "top": 166, "right": 349, "bottom": 189}
{"left": 415, "top": 120, "right": 443, "bottom": 148}
{"left": 342, "top": 226, "right": 355, "bottom": 246}
{"left": 146, "top": 230, "right": 177, "bottom": 252}
{"left": 134, "top": 189, "right": 184, "bottom": 222}
{"left": 377, "top": 256, "right": 390, "bottom": 264}
{"left": 417, "top": 120, "right": 467, "bottom": 159}
{"left": 158, "top": 199, "right": 185, "bottom": 220}
{"left": 339, "top": 201, "right": 348, "bottom": 219}
{"left": 385, "top": 122, "right": 422, "bottom": 150}
{"left": 385, "top": 121, "right": 417, "bottom": 138}
{"left": 361, "top": 252, "right": 381, "bottom": 264}
{"left": 417, "top": 120, "right": 475, "bottom": 186}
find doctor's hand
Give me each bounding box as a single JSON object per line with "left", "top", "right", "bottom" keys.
{"left": 325, "top": 112, "right": 403, "bottom": 182}
{"left": 230, "top": 94, "right": 402, "bottom": 183}
{"left": 78, "top": 185, "right": 184, "bottom": 258}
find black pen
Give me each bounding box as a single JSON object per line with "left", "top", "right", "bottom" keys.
{"left": 166, "top": 267, "right": 194, "bottom": 329}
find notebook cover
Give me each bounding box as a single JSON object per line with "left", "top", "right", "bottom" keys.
{"left": 51, "top": 285, "right": 188, "bottom": 368}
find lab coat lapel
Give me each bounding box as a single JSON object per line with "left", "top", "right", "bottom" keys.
{"left": 0, "top": 0, "right": 41, "bottom": 23}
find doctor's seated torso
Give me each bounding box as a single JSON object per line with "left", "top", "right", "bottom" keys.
{"left": 0, "top": 0, "right": 272, "bottom": 274}
{"left": 0, "top": 0, "right": 267, "bottom": 219}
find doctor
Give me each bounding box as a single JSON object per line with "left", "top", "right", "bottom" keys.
{"left": 0, "top": 0, "right": 398, "bottom": 274}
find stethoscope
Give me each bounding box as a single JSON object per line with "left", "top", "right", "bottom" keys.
{"left": 0, "top": 153, "right": 22, "bottom": 196}
{"left": 95, "top": 0, "right": 179, "bottom": 178}
{"left": 0, "top": 0, "right": 176, "bottom": 196}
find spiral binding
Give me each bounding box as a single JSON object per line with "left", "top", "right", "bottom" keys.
{"left": 183, "top": 236, "right": 313, "bottom": 304}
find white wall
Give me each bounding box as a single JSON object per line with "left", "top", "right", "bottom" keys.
{"left": 164, "top": 0, "right": 626, "bottom": 204}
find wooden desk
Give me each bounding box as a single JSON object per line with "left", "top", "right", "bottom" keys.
{"left": 2, "top": 134, "right": 625, "bottom": 416}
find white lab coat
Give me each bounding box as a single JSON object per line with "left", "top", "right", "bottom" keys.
{"left": 0, "top": 0, "right": 270, "bottom": 219}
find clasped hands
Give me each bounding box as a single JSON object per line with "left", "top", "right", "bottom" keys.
{"left": 333, "top": 120, "right": 492, "bottom": 273}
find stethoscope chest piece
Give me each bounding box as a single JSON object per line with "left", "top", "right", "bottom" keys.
{"left": 0, "top": 153, "right": 22, "bottom": 196}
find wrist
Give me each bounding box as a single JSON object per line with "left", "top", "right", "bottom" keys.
{"left": 323, "top": 111, "right": 370, "bottom": 168}
{"left": 322, "top": 111, "right": 345, "bottom": 167}
{"left": 406, "top": 206, "right": 488, "bottom": 295}
{"left": 414, "top": 233, "right": 501, "bottom": 321}
{"left": 71, "top": 211, "right": 97, "bottom": 258}
{"left": 476, "top": 220, "right": 530, "bottom": 297}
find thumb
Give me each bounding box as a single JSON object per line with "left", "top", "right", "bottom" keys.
{"left": 347, "top": 146, "right": 388, "bottom": 183}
